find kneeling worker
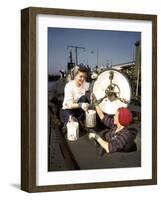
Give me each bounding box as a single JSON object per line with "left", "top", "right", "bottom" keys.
{"left": 89, "top": 94, "right": 137, "bottom": 156}
{"left": 60, "top": 66, "right": 90, "bottom": 125}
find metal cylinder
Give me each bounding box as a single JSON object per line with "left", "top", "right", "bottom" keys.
{"left": 67, "top": 121, "right": 79, "bottom": 141}
{"left": 85, "top": 110, "right": 96, "bottom": 128}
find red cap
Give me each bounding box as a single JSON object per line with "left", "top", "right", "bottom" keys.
{"left": 118, "top": 107, "right": 132, "bottom": 126}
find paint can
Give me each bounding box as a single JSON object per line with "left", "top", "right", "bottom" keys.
{"left": 85, "top": 110, "right": 96, "bottom": 128}
{"left": 67, "top": 121, "right": 79, "bottom": 141}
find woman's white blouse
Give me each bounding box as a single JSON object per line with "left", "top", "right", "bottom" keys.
{"left": 62, "top": 80, "right": 89, "bottom": 109}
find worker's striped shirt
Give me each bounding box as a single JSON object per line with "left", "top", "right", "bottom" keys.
{"left": 101, "top": 114, "right": 137, "bottom": 153}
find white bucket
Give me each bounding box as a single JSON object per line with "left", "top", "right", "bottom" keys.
{"left": 67, "top": 121, "right": 79, "bottom": 141}
{"left": 85, "top": 110, "right": 96, "bottom": 128}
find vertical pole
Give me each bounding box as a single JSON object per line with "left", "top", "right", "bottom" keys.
{"left": 75, "top": 47, "right": 78, "bottom": 65}
{"left": 97, "top": 48, "right": 99, "bottom": 67}
{"left": 135, "top": 41, "right": 141, "bottom": 97}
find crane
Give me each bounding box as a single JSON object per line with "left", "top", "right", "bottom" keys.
{"left": 67, "top": 45, "right": 86, "bottom": 65}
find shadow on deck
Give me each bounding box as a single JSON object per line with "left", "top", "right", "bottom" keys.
{"left": 48, "top": 110, "right": 141, "bottom": 171}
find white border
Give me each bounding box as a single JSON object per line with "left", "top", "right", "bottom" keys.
{"left": 36, "top": 14, "right": 152, "bottom": 186}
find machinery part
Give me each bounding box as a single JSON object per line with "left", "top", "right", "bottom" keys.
{"left": 93, "top": 69, "right": 131, "bottom": 115}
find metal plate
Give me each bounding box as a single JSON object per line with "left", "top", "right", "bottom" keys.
{"left": 93, "top": 69, "right": 131, "bottom": 114}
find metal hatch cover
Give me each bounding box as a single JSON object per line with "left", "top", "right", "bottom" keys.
{"left": 93, "top": 69, "right": 131, "bottom": 115}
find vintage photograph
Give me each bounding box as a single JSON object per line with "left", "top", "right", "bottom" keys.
{"left": 48, "top": 27, "right": 141, "bottom": 171}
{"left": 21, "top": 7, "right": 157, "bottom": 192}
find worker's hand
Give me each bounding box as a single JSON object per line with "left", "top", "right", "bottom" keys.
{"left": 80, "top": 102, "right": 89, "bottom": 111}
{"left": 91, "top": 93, "right": 96, "bottom": 102}
{"left": 88, "top": 132, "right": 96, "bottom": 140}
{"left": 88, "top": 132, "right": 100, "bottom": 140}
{"left": 91, "top": 93, "right": 99, "bottom": 106}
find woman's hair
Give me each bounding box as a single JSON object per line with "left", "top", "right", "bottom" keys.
{"left": 75, "top": 66, "right": 88, "bottom": 76}
{"left": 71, "top": 65, "right": 88, "bottom": 79}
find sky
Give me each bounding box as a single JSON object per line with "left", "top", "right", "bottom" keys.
{"left": 48, "top": 27, "right": 141, "bottom": 75}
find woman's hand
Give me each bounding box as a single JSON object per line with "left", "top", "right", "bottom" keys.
{"left": 88, "top": 132, "right": 100, "bottom": 140}
{"left": 91, "top": 93, "right": 105, "bottom": 120}
{"left": 88, "top": 132, "right": 96, "bottom": 139}
{"left": 91, "top": 93, "right": 99, "bottom": 106}
{"left": 79, "top": 102, "right": 89, "bottom": 111}
{"left": 89, "top": 132, "right": 109, "bottom": 153}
